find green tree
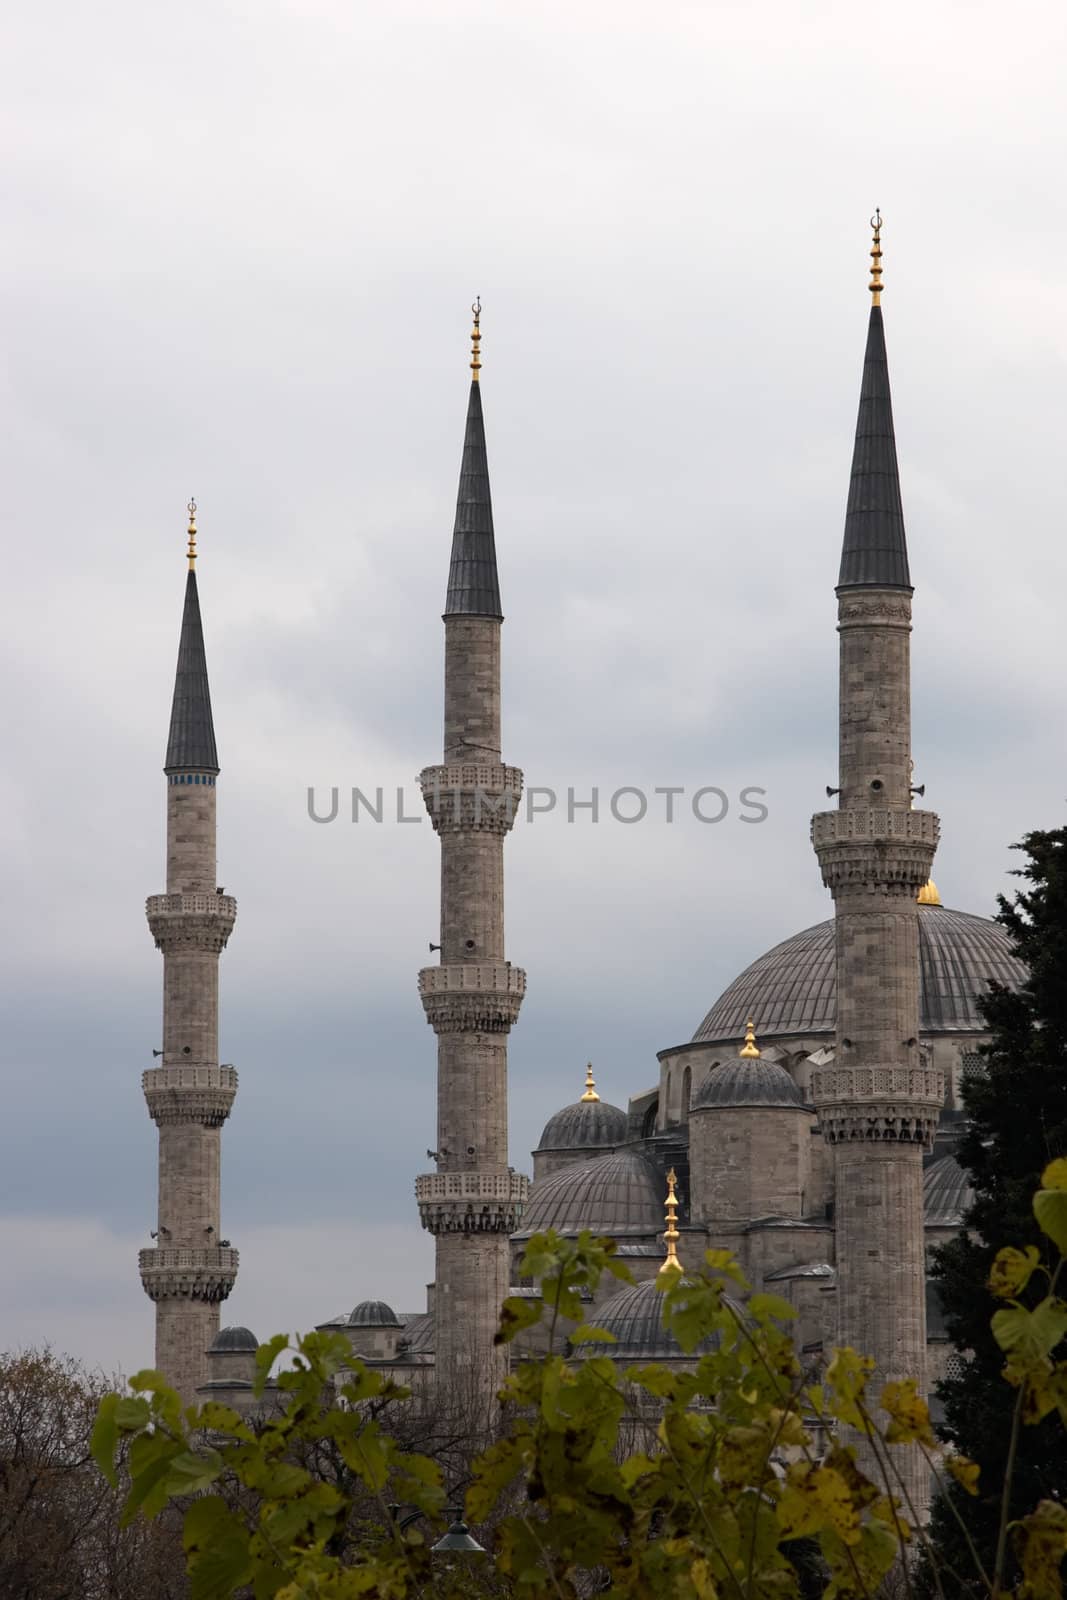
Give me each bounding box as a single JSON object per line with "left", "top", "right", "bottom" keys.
{"left": 93, "top": 1207, "right": 1067, "bottom": 1600}
{"left": 928, "top": 825, "right": 1067, "bottom": 1592}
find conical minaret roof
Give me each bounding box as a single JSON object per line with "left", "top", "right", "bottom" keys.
{"left": 165, "top": 501, "right": 219, "bottom": 773}
{"left": 444, "top": 300, "right": 503, "bottom": 619}
{"left": 837, "top": 213, "right": 911, "bottom": 592}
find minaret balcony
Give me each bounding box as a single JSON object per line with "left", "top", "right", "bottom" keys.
{"left": 415, "top": 1170, "right": 530, "bottom": 1235}
{"left": 419, "top": 764, "right": 523, "bottom": 835}
{"left": 146, "top": 892, "right": 237, "bottom": 953}
{"left": 811, "top": 1058, "right": 945, "bottom": 1148}
{"left": 811, "top": 807, "right": 938, "bottom": 895}
{"left": 138, "top": 1245, "right": 239, "bottom": 1304}
{"left": 142, "top": 1063, "right": 238, "bottom": 1127}
{"left": 418, "top": 962, "right": 526, "bottom": 1033}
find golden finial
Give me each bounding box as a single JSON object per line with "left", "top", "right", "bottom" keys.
{"left": 580, "top": 1063, "right": 600, "bottom": 1103}
{"left": 186, "top": 498, "right": 197, "bottom": 570}
{"left": 918, "top": 880, "right": 942, "bottom": 906}
{"left": 739, "top": 1017, "right": 761, "bottom": 1059}
{"left": 869, "top": 209, "right": 883, "bottom": 306}
{"left": 659, "top": 1167, "right": 682, "bottom": 1277}
{"left": 470, "top": 296, "right": 482, "bottom": 383}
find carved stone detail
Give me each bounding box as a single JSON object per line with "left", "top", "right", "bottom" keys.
{"left": 146, "top": 893, "right": 237, "bottom": 953}
{"left": 418, "top": 963, "right": 526, "bottom": 1033}
{"left": 415, "top": 1170, "right": 529, "bottom": 1234}
{"left": 138, "top": 1246, "right": 239, "bottom": 1304}
{"left": 836, "top": 597, "right": 913, "bottom": 628}
{"left": 811, "top": 809, "right": 938, "bottom": 894}
{"left": 419, "top": 765, "right": 523, "bottom": 836}
{"left": 812, "top": 1062, "right": 944, "bottom": 1150}
{"left": 142, "top": 1064, "right": 238, "bottom": 1127}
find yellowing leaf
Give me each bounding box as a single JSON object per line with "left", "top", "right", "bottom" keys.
{"left": 988, "top": 1244, "right": 1043, "bottom": 1300}
{"left": 1014, "top": 1498, "right": 1067, "bottom": 1600}
{"left": 1042, "top": 1159, "right": 1067, "bottom": 1191}
{"left": 880, "top": 1379, "right": 936, "bottom": 1447}
{"left": 826, "top": 1347, "right": 875, "bottom": 1429}
{"left": 944, "top": 1454, "right": 980, "bottom": 1496}
{"left": 778, "top": 1465, "right": 861, "bottom": 1546}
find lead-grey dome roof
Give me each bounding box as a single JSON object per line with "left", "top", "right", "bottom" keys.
{"left": 579, "top": 1279, "right": 743, "bottom": 1361}
{"left": 693, "top": 906, "right": 1025, "bottom": 1044}
{"left": 349, "top": 1300, "right": 402, "bottom": 1328}
{"left": 537, "top": 1098, "right": 628, "bottom": 1152}
{"left": 210, "top": 1325, "right": 258, "bottom": 1352}
{"left": 692, "top": 1056, "right": 808, "bottom": 1111}
{"left": 924, "top": 1153, "right": 974, "bottom": 1228}
{"left": 513, "top": 1151, "right": 663, "bottom": 1240}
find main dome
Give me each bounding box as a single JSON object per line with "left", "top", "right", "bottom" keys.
{"left": 694, "top": 905, "right": 1025, "bottom": 1044}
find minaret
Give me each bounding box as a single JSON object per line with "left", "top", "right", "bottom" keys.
{"left": 139, "top": 502, "right": 238, "bottom": 1403}
{"left": 415, "top": 305, "right": 528, "bottom": 1421}
{"left": 810, "top": 217, "right": 943, "bottom": 1501}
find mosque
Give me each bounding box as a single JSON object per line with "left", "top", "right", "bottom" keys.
{"left": 138, "top": 223, "right": 1024, "bottom": 1494}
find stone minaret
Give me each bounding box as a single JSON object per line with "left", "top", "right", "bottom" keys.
{"left": 416, "top": 306, "right": 528, "bottom": 1419}
{"left": 810, "top": 218, "right": 943, "bottom": 1501}
{"left": 139, "top": 503, "right": 239, "bottom": 1403}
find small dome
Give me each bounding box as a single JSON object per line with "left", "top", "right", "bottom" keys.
{"left": 210, "top": 1325, "right": 258, "bottom": 1353}
{"left": 580, "top": 1279, "right": 741, "bottom": 1361}
{"left": 924, "top": 1153, "right": 973, "bottom": 1228}
{"left": 537, "top": 1098, "right": 628, "bottom": 1152}
{"left": 513, "top": 1151, "right": 663, "bottom": 1240}
{"left": 692, "top": 1056, "right": 806, "bottom": 1111}
{"left": 348, "top": 1300, "right": 402, "bottom": 1328}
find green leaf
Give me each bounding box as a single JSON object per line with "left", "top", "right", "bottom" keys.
{"left": 254, "top": 1334, "right": 289, "bottom": 1396}
{"left": 1042, "top": 1158, "right": 1067, "bottom": 1191}
{"left": 1034, "top": 1185, "right": 1067, "bottom": 1254}
{"left": 748, "top": 1292, "right": 798, "bottom": 1322}
{"left": 114, "top": 1395, "right": 151, "bottom": 1431}
{"left": 992, "top": 1298, "right": 1067, "bottom": 1368}
{"left": 91, "top": 1393, "right": 120, "bottom": 1488}
{"left": 495, "top": 1294, "right": 543, "bottom": 1345}
{"left": 162, "top": 1448, "right": 223, "bottom": 1498}
{"left": 569, "top": 1323, "right": 615, "bottom": 1344}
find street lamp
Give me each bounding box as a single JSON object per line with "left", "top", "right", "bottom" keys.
{"left": 388, "top": 1503, "right": 486, "bottom": 1558}
{"left": 431, "top": 1512, "right": 486, "bottom": 1556}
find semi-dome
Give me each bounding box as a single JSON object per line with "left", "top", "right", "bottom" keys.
{"left": 537, "top": 1066, "right": 628, "bottom": 1152}
{"left": 348, "top": 1300, "right": 402, "bottom": 1328}
{"left": 924, "top": 1152, "right": 974, "bottom": 1228}
{"left": 693, "top": 1056, "right": 807, "bottom": 1111}
{"left": 210, "top": 1325, "right": 258, "bottom": 1352}
{"left": 693, "top": 906, "right": 1025, "bottom": 1045}
{"left": 513, "top": 1150, "right": 663, "bottom": 1240}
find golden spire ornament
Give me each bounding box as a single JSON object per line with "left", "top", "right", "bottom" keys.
{"left": 739, "top": 1017, "right": 761, "bottom": 1059}
{"left": 659, "top": 1167, "right": 682, "bottom": 1277}
{"left": 470, "top": 296, "right": 482, "bottom": 382}
{"left": 580, "top": 1063, "right": 600, "bottom": 1103}
{"left": 186, "top": 498, "right": 197, "bottom": 570}
{"left": 869, "top": 209, "right": 883, "bottom": 306}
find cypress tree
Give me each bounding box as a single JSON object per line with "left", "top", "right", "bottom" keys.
{"left": 927, "top": 824, "right": 1067, "bottom": 1591}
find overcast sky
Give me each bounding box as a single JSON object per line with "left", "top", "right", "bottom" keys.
{"left": 3, "top": 0, "right": 1065, "bottom": 1377}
